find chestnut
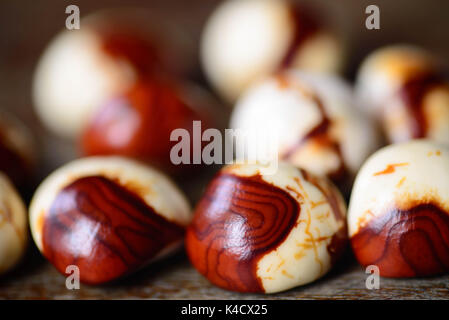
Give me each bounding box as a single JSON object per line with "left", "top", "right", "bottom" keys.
{"left": 0, "top": 173, "right": 28, "bottom": 275}
{"left": 29, "top": 156, "right": 192, "bottom": 284}
{"left": 0, "top": 110, "right": 36, "bottom": 190}
{"left": 33, "top": 9, "right": 194, "bottom": 139}
{"left": 201, "top": 0, "right": 344, "bottom": 102}
{"left": 230, "top": 70, "right": 381, "bottom": 194}
{"left": 185, "top": 162, "right": 347, "bottom": 293}
{"left": 80, "top": 79, "right": 218, "bottom": 174}
{"left": 348, "top": 140, "right": 449, "bottom": 277}
{"left": 355, "top": 45, "right": 449, "bottom": 144}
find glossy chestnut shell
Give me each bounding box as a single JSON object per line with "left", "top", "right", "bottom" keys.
{"left": 185, "top": 162, "right": 347, "bottom": 293}
{"left": 348, "top": 140, "right": 449, "bottom": 277}
{"left": 29, "top": 157, "right": 192, "bottom": 284}
{"left": 81, "top": 80, "right": 213, "bottom": 174}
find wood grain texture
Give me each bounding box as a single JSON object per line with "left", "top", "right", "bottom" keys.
{"left": 42, "top": 176, "right": 184, "bottom": 284}
{"left": 351, "top": 203, "right": 449, "bottom": 278}
{"left": 0, "top": 248, "right": 448, "bottom": 299}
{"left": 186, "top": 172, "right": 300, "bottom": 293}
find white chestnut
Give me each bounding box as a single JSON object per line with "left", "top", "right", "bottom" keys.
{"left": 355, "top": 45, "right": 449, "bottom": 144}
{"left": 33, "top": 9, "right": 193, "bottom": 139}
{"left": 230, "top": 70, "right": 381, "bottom": 193}
{"left": 201, "top": 0, "right": 344, "bottom": 102}
{"left": 0, "top": 173, "right": 28, "bottom": 275}
{"left": 348, "top": 140, "right": 449, "bottom": 277}
{"left": 29, "top": 156, "right": 192, "bottom": 284}
{"left": 186, "top": 162, "right": 347, "bottom": 293}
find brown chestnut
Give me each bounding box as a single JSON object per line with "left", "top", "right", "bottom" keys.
{"left": 355, "top": 45, "right": 449, "bottom": 145}
{"left": 33, "top": 8, "right": 195, "bottom": 139}
{"left": 29, "top": 156, "right": 192, "bottom": 284}
{"left": 202, "top": 0, "right": 345, "bottom": 102}
{"left": 0, "top": 173, "right": 28, "bottom": 275}
{"left": 80, "top": 79, "right": 217, "bottom": 174}
{"left": 348, "top": 140, "right": 449, "bottom": 277}
{"left": 186, "top": 162, "right": 347, "bottom": 293}
{"left": 0, "top": 110, "right": 35, "bottom": 190}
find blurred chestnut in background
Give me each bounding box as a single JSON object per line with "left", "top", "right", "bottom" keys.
{"left": 29, "top": 156, "right": 192, "bottom": 284}
{"left": 81, "top": 79, "right": 220, "bottom": 175}
{"left": 348, "top": 140, "right": 449, "bottom": 277}
{"left": 201, "top": 0, "right": 345, "bottom": 102}
{"left": 186, "top": 162, "right": 347, "bottom": 293}
{"left": 230, "top": 71, "right": 380, "bottom": 194}
{"left": 356, "top": 45, "right": 449, "bottom": 144}
{"left": 33, "top": 8, "right": 195, "bottom": 139}
{"left": 0, "top": 173, "right": 28, "bottom": 276}
{"left": 0, "top": 111, "right": 36, "bottom": 191}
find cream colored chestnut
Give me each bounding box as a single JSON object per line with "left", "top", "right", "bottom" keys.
{"left": 230, "top": 71, "right": 381, "bottom": 193}
{"left": 201, "top": 0, "right": 344, "bottom": 102}
{"left": 348, "top": 140, "right": 449, "bottom": 277}
{"left": 355, "top": 45, "right": 436, "bottom": 116}
{"left": 0, "top": 173, "right": 28, "bottom": 275}
{"left": 355, "top": 45, "right": 449, "bottom": 144}
{"left": 186, "top": 162, "right": 347, "bottom": 293}
{"left": 29, "top": 156, "right": 192, "bottom": 284}
{"left": 33, "top": 9, "right": 192, "bottom": 139}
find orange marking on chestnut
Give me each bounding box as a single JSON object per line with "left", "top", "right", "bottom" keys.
{"left": 42, "top": 175, "right": 184, "bottom": 285}
{"left": 351, "top": 203, "right": 449, "bottom": 277}
{"left": 373, "top": 163, "right": 409, "bottom": 176}
{"left": 185, "top": 172, "right": 300, "bottom": 293}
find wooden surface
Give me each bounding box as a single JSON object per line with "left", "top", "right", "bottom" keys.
{"left": 1, "top": 247, "right": 448, "bottom": 299}
{"left": 0, "top": 0, "right": 449, "bottom": 300}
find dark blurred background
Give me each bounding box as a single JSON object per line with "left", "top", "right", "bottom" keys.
{"left": 0, "top": 0, "right": 448, "bottom": 175}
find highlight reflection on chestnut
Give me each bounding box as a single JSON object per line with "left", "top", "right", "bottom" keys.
{"left": 348, "top": 140, "right": 449, "bottom": 277}
{"left": 185, "top": 162, "right": 347, "bottom": 294}
{"left": 29, "top": 157, "right": 192, "bottom": 284}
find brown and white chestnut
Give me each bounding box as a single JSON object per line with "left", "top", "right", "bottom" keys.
{"left": 0, "top": 110, "right": 36, "bottom": 190}
{"left": 230, "top": 71, "right": 381, "bottom": 194}
{"left": 201, "top": 0, "right": 344, "bottom": 102}
{"left": 0, "top": 173, "right": 28, "bottom": 275}
{"left": 348, "top": 140, "right": 449, "bottom": 277}
{"left": 355, "top": 45, "right": 449, "bottom": 144}
{"left": 185, "top": 162, "right": 347, "bottom": 293}
{"left": 80, "top": 79, "right": 219, "bottom": 174}
{"left": 29, "top": 156, "right": 192, "bottom": 284}
{"left": 33, "top": 9, "right": 194, "bottom": 139}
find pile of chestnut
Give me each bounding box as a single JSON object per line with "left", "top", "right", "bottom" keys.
{"left": 1, "top": 0, "right": 449, "bottom": 294}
